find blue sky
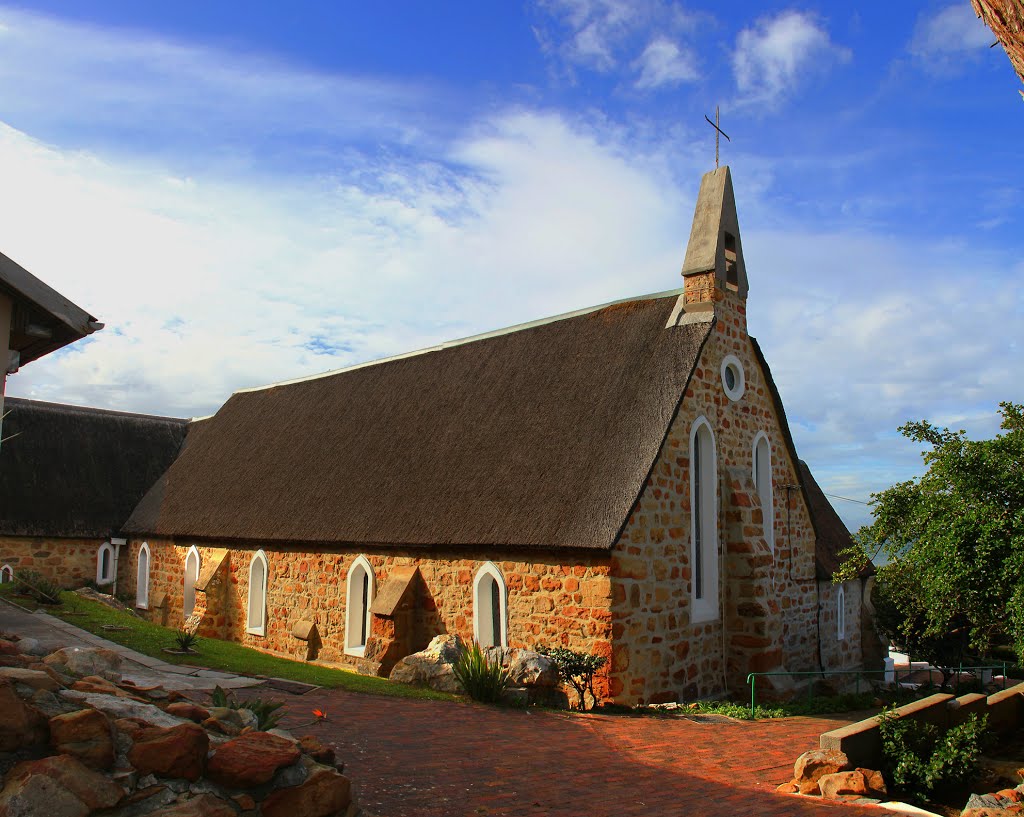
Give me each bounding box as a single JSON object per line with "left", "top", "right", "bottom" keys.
{"left": 1, "top": 1, "right": 1021, "bottom": 530}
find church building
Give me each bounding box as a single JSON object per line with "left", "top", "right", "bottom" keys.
{"left": 19, "top": 167, "right": 878, "bottom": 704}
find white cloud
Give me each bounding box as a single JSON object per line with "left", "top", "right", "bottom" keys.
{"left": 533, "top": 0, "right": 701, "bottom": 89}
{"left": 909, "top": 3, "right": 993, "bottom": 69}
{"left": 733, "top": 10, "right": 851, "bottom": 108}
{"left": 633, "top": 37, "right": 699, "bottom": 89}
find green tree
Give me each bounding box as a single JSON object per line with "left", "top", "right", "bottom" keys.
{"left": 838, "top": 402, "right": 1024, "bottom": 663}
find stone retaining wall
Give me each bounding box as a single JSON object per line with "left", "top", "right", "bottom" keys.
{"left": 0, "top": 535, "right": 104, "bottom": 588}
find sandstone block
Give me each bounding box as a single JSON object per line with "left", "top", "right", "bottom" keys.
{"left": 0, "top": 679, "right": 49, "bottom": 752}
{"left": 818, "top": 771, "right": 871, "bottom": 799}
{"left": 793, "top": 748, "right": 850, "bottom": 795}
{"left": 128, "top": 722, "right": 210, "bottom": 781}
{"left": 166, "top": 702, "right": 211, "bottom": 723}
{"left": 0, "top": 667, "right": 60, "bottom": 692}
{"left": 49, "top": 708, "right": 115, "bottom": 770}
{"left": 261, "top": 764, "right": 353, "bottom": 817}
{"left": 0, "top": 755, "right": 122, "bottom": 816}
{"left": 207, "top": 731, "right": 302, "bottom": 788}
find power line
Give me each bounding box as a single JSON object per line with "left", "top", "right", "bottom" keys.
{"left": 823, "top": 492, "right": 870, "bottom": 505}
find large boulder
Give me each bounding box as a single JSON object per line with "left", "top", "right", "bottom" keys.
{"left": 388, "top": 634, "right": 464, "bottom": 694}
{"left": 155, "top": 793, "right": 237, "bottom": 817}
{"left": 793, "top": 748, "right": 851, "bottom": 795}
{"left": 261, "top": 763, "right": 353, "bottom": 817}
{"left": 0, "top": 754, "right": 122, "bottom": 816}
{"left": 49, "top": 708, "right": 115, "bottom": 770}
{"left": 507, "top": 650, "right": 559, "bottom": 688}
{"left": 0, "top": 679, "right": 49, "bottom": 752}
{"left": 127, "top": 722, "right": 210, "bottom": 781}
{"left": 44, "top": 647, "right": 123, "bottom": 680}
{"left": 59, "top": 690, "right": 192, "bottom": 729}
{"left": 207, "top": 731, "right": 302, "bottom": 788}
{"left": 0, "top": 667, "right": 60, "bottom": 692}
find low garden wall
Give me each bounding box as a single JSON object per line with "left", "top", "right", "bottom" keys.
{"left": 820, "top": 682, "right": 1024, "bottom": 767}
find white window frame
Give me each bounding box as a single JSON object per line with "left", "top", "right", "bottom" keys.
{"left": 246, "top": 550, "right": 269, "bottom": 636}
{"left": 837, "top": 584, "right": 846, "bottom": 641}
{"left": 183, "top": 546, "right": 201, "bottom": 618}
{"left": 689, "top": 417, "right": 719, "bottom": 624}
{"left": 752, "top": 431, "right": 775, "bottom": 559}
{"left": 136, "top": 543, "right": 151, "bottom": 609}
{"left": 96, "top": 542, "right": 115, "bottom": 586}
{"left": 344, "top": 555, "right": 375, "bottom": 656}
{"left": 720, "top": 354, "right": 746, "bottom": 402}
{"left": 0, "top": 564, "right": 12, "bottom": 583}
{"left": 473, "top": 562, "right": 509, "bottom": 649}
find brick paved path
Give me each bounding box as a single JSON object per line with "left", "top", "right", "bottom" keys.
{"left": 264, "top": 688, "right": 891, "bottom": 817}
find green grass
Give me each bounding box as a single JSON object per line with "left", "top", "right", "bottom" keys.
{"left": 52, "top": 592, "right": 455, "bottom": 701}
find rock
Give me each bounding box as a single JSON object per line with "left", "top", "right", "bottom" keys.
{"left": 298, "top": 735, "right": 336, "bottom": 765}
{"left": 145, "top": 792, "right": 237, "bottom": 817}
{"left": 49, "top": 708, "right": 115, "bottom": 770}
{"left": 44, "top": 647, "right": 123, "bottom": 680}
{"left": 28, "top": 662, "right": 69, "bottom": 687}
{"left": 0, "top": 639, "right": 19, "bottom": 656}
{"left": 232, "top": 793, "right": 256, "bottom": 811}
{"left": 31, "top": 687, "right": 76, "bottom": 718}
{"left": 262, "top": 764, "right": 353, "bottom": 817}
{"left": 0, "top": 667, "right": 60, "bottom": 692}
{"left": 114, "top": 716, "right": 154, "bottom": 740}
{"left": 855, "top": 767, "right": 888, "bottom": 797}
{"left": 0, "top": 755, "right": 122, "bottom": 816}
{"left": 235, "top": 708, "right": 259, "bottom": 731}
{"left": 507, "top": 650, "right": 559, "bottom": 688}
{"left": 793, "top": 748, "right": 851, "bottom": 795}
{"left": 0, "top": 679, "right": 49, "bottom": 752}
{"left": 166, "top": 702, "right": 210, "bottom": 723}
{"left": 14, "top": 638, "right": 45, "bottom": 657}
{"left": 207, "top": 706, "right": 242, "bottom": 725}
{"left": 202, "top": 716, "right": 242, "bottom": 736}
{"left": 127, "top": 722, "right": 210, "bottom": 781}
{"left": 499, "top": 687, "right": 530, "bottom": 707}
{"left": 71, "top": 675, "right": 144, "bottom": 699}
{"left": 775, "top": 781, "right": 799, "bottom": 794}
{"left": 0, "top": 653, "right": 33, "bottom": 669}
{"left": 59, "top": 690, "right": 191, "bottom": 728}
{"left": 388, "top": 634, "right": 464, "bottom": 694}
{"left": 207, "top": 731, "right": 302, "bottom": 788}
{"left": 267, "top": 728, "right": 296, "bottom": 742}
{"left": 818, "top": 770, "right": 871, "bottom": 799}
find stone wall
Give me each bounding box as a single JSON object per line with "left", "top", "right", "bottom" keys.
{"left": 0, "top": 536, "right": 105, "bottom": 588}
{"left": 609, "top": 282, "right": 822, "bottom": 704}
{"left": 818, "top": 578, "right": 864, "bottom": 672}
{"left": 125, "top": 539, "right": 614, "bottom": 694}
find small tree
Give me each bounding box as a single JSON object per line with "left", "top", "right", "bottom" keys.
{"left": 838, "top": 402, "right": 1024, "bottom": 663}
{"left": 537, "top": 646, "right": 607, "bottom": 711}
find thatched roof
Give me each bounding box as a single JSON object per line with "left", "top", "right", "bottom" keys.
{"left": 125, "top": 291, "right": 714, "bottom": 549}
{"left": 0, "top": 398, "right": 188, "bottom": 538}
{"left": 0, "top": 251, "right": 102, "bottom": 367}
{"left": 973, "top": 0, "right": 1024, "bottom": 98}
{"left": 798, "top": 460, "right": 874, "bottom": 581}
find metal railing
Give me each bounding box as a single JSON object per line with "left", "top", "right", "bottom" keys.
{"left": 745, "top": 663, "right": 1009, "bottom": 718}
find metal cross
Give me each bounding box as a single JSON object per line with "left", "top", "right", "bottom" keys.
{"left": 704, "top": 106, "right": 730, "bottom": 169}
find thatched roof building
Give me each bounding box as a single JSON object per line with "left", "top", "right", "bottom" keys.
{"left": 0, "top": 398, "right": 188, "bottom": 538}
{"left": 973, "top": 0, "right": 1024, "bottom": 98}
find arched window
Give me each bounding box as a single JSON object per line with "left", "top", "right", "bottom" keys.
{"left": 473, "top": 562, "right": 508, "bottom": 649}
{"left": 0, "top": 565, "right": 12, "bottom": 583}
{"left": 183, "top": 546, "right": 201, "bottom": 617}
{"left": 752, "top": 432, "right": 774, "bottom": 559}
{"left": 96, "top": 542, "right": 115, "bottom": 586}
{"left": 247, "top": 550, "right": 269, "bottom": 636}
{"left": 690, "top": 417, "right": 719, "bottom": 623}
{"left": 837, "top": 584, "right": 846, "bottom": 641}
{"left": 136, "top": 543, "right": 151, "bottom": 609}
{"left": 345, "top": 556, "right": 375, "bottom": 655}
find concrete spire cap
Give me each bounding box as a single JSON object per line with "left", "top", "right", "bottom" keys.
{"left": 681, "top": 166, "right": 749, "bottom": 298}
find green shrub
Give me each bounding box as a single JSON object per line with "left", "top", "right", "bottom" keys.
{"left": 14, "top": 569, "right": 61, "bottom": 605}
{"left": 537, "top": 645, "right": 607, "bottom": 711}
{"left": 878, "top": 708, "right": 988, "bottom": 802}
{"left": 452, "top": 642, "right": 510, "bottom": 703}
{"left": 173, "top": 629, "right": 200, "bottom": 651}
{"left": 211, "top": 684, "right": 286, "bottom": 730}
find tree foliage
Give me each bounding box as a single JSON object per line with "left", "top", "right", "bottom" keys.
{"left": 838, "top": 402, "right": 1024, "bottom": 662}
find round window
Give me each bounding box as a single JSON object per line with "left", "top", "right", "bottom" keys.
{"left": 720, "top": 355, "right": 745, "bottom": 401}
